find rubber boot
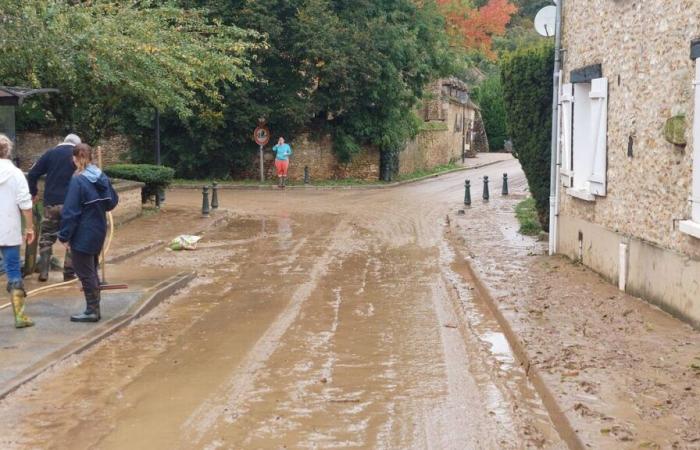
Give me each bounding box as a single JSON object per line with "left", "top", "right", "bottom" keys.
{"left": 8, "top": 282, "right": 34, "bottom": 329}
{"left": 70, "top": 289, "right": 101, "bottom": 323}
{"left": 282, "top": 176, "right": 287, "bottom": 188}
{"left": 38, "top": 249, "right": 51, "bottom": 282}
{"left": 277, "top": 177, "right": 283, "bottom": 188}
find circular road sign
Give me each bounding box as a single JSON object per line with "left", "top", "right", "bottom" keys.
{"left": 254, "top": 126, "right": 270, "bottom": 146}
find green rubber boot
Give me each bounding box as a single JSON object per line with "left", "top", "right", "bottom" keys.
{"left": 9, "top": 283, "right": 34, "bottom": 329}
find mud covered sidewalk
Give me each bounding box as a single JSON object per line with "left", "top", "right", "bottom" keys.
{"left": 449, "top": 182, "right": 700, "bottom": 449}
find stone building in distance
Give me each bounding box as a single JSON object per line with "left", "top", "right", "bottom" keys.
{"left": 554, "top": 0, "right": 700, "bottom": 326}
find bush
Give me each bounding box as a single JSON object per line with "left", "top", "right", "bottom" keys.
{"left": 473, "top": 74, "right": 508, "bottom": 151}
{"left": 105, "top": 164, "right": 175, "bottom": 203}
{"left": 500, "top": 43, "right": 554, "bottom": 230}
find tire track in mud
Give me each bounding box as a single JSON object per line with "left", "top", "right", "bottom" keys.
{"left": 183, "top": 220, "right": 353, "bottom": 447}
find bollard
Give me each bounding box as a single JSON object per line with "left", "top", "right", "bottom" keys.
{"left": 211, "top": 182, "right": 219, "bottom": 209}
{"left": 502, "top": 173, "right": 509, "bottom": 196}
{"left": 464, "top": 179, "right": 471, "bottom": 206}
{"left": 304, "top": 166, "right": 310, "bottom": 184}
{"left": 202, "top": 186, "right": 210, "bottom": 217}
{"left": 483, "top": 176, "right": 490, "bottom": 201}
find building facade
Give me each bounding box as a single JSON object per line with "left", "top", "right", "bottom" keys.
{"left": 555, "top": 0, "right": 700, "bottom": 326}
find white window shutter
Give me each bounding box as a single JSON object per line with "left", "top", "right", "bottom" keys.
{"left": 588, "top": 77, "right": 608, "bottom": 196}
{"left": 559, "top": 83, "right": 574, "bottom": 187}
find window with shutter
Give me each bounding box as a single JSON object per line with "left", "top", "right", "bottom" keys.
{"left": 564, "top": 76, "right": 609, "bottom": 202}
{"left": 679, "top": 57, "right": 700, "bottom": 239}
{"left": 588, "top": 77, "right": 609, "bottom": 196}
{"left": 560, "top": 83, "right": 574, "bottom": 188}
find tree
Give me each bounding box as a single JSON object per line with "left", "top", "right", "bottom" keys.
{"left": 126, "top": 0, "right": 454, "bottom": 179}
{"left": 436, "top": 0, "right": 518, "bottom": 58}
{"left": 0, "top": 0, "right": 259, "bottom": 144}
{"left": 500, "top": 42, "right": 553, "bottom": 229}
{"left": 472, "top": 74, "right": 507, "bottom": 151}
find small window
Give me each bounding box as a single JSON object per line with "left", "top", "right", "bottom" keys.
{"left": 560, "top": 77, "right": 609, "bottom": 200}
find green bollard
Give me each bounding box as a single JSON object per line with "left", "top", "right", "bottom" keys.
{"left": 211, "top": 182, "right": 219, "bottom": 209}
{"left": 202, "top": 186, "right": 210, "bottom": 217}
{"left": 483, "top": 176, "right": 490, "bottom": 201}
{"left": 464, "top": 179, "right": 471, "bottom": 206}
{"left": 502, "top": 173, "right": 509, "bottom": 196}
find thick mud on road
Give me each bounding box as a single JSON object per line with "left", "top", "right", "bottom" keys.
{"left": 0, "top": 159, "right": 565, "bottom": 449}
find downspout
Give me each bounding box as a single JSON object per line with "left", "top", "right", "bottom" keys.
{"left": 548, "top": 0, "right": 564, "bottom": 256}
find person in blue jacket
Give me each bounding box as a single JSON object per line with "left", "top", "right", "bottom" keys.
{"left": 58, "top": 144, "right": 119, "bottom": 323}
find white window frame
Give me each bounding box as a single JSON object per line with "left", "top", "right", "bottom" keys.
{"left": 679, "top": 60, "right": 700, "bottom": 239}
{"left": 560, "top": 77, "right": 609, "bottom": 201}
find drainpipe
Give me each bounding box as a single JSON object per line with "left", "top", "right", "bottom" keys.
{"left": 548, "top": 0, "right": 564, "bottom": 256}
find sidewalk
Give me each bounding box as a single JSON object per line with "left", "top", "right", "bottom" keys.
{"left": 0, "top": 205, "right": 232, "bottom": 398}
{"left": 450, "top": 181, "right": 700, "bottom": 448}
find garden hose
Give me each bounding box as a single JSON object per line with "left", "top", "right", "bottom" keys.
{"left": 0, "top": 212, "right": 115, "bottom": 310}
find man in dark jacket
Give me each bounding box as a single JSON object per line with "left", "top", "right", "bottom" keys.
{"left": 27, "top": 134, "right": 81, "bottom": 281}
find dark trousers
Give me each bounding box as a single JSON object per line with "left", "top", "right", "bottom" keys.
{"left": 40, "top": 204, "right": 74, "bottom": 276}
{"left": 71, "top": 249, "right": 100, "bottom": 293}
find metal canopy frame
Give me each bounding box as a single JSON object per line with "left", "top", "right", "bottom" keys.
{"left": 0, "top": 86, "right": 59, "bottom": 106}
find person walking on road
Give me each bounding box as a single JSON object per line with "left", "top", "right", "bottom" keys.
{"left": 58, "top": 144, "right": 118, "bottom": 323}
{"left": 0, "top": 134, "right": 36, "bottom": 328}
{"left": 27, "top": 134, "right": 81, "bottom": 282}
{"left": 273, "top": 137, "right": 293, "bottom": 188}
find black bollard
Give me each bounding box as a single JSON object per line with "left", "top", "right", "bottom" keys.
{"left": 464, "top": 179, "right": 471, "bottom": 206}
{"left": 202, "top": 186, "right": 210, "bottom": 217}
{"left": 304, "top": 166, "right": 310, "bottom": 184}
{"left": 211, "top": 182, "right": 219, "bottom": 209}
{"left": 502, "top": 173, "right": 509, "bottom": 196}
{"left": 483, "top": 176, "right": 490, "bottom": 201}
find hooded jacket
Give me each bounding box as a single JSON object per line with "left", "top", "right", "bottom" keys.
{"left": 0, "top": 159, "right": 33, "bottom": 247}
{"left": 58, "top": 165, "right": 119, "bottom": 254}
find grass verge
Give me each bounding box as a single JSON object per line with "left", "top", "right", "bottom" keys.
{"left": 515, "top": 198, "right": 542, "bottom": 236}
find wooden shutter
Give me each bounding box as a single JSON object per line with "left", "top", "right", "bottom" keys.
{"left": 588, "top": 77, "right": 608, "bottom": 196}
{"left": 559, "top": 83, "right": 574, "bottom": 187}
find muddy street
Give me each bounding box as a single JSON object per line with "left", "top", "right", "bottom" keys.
{"left": 0, "top": 159, "right": 566, "bottom": 449}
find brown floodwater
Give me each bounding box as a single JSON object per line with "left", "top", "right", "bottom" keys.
{"left": 0, "top": 159, "right": 566, "bottom": 449}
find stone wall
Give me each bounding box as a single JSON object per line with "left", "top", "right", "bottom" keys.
{"left": 14, "top": 132, "right": 131, "bottom": 171}
{"left": 112, "top": 180, "right": 144, "bottom": 225}
{"left": 560, "top": 0, "right": 700, "bottom": 260}
{"left": 254, "top": 133, "right": 381, "bottom": 182}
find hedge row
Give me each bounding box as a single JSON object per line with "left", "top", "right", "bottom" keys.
{"left": 105, "top": 164, "right": 174, "bottom": 203}
{"left": 500, "top": 43, "right": 554, "bottom": 230}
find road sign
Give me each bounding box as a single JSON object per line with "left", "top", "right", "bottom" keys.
{"left": 254, "top": 126, "right": 270, "bottom": 146}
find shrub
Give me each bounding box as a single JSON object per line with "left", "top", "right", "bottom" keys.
{"left": 105, "top": 164, "right": 175, "bottom": 203}
{"left": 473, "top": 74, "right": 508, "bottom": 151}
{"left": 500, "top": 42, "right": 554, "bottom": 230}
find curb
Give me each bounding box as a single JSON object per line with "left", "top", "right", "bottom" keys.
{"left": 171, "top": 157, "right": 513, "bottom": 191}
{"left": 107, "top": 211, "right": 233, "bottom": 263}
{"left": 0, "top": 271, "right": 196, "bottom": 401}
{"left": 449, "top": 227, "right": 586, "bottom": 450}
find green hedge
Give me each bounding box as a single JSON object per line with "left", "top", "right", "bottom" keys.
{"left": 473, "top": 74, "right": 508, "bottom": 151}
{"left": 500, "top": 43, "right": 553, "bottom": 230}
{"left": 105, "top": 164, "right": 175, "bottom": 203}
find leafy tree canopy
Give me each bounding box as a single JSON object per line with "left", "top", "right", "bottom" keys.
{"left": 0, "top": 0, "right": 259, "bottom": 144}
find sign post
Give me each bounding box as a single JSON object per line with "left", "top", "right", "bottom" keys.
{"left": 253, "top": 122, "right": 270, "bottom": 182}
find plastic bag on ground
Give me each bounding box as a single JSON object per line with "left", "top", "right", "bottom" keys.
{"left": 169, "top": 235, "right": 202, "bottom": 251}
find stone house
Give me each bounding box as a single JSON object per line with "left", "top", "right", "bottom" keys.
{"left": 554, "top": 0, "right": 700, "bottom": 326}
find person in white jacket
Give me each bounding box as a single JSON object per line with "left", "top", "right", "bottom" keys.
{"left": 0, "top": 134, "right": 36, "bottom": 328}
